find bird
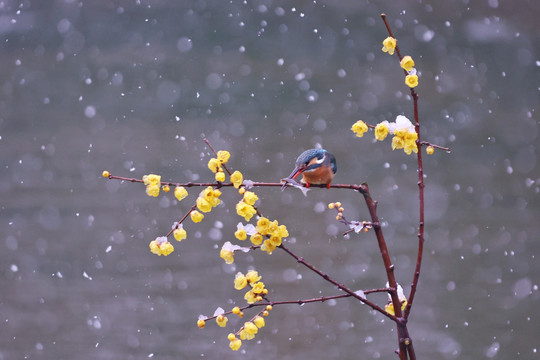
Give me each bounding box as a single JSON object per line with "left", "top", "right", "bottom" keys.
{"left": 281, "top": 148, "right": 337, "bottom": 190}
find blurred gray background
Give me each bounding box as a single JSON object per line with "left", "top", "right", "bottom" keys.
{"left": 1, "top": 0, "right": 539, "bottom": 359}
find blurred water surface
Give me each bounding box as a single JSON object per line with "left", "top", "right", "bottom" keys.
{"left": 1, "top": 1, "right": 539, "bottom": 359}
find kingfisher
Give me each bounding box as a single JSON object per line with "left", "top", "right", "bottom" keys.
{"left": 281, "top": 148, "right": 337, "bottom": 190}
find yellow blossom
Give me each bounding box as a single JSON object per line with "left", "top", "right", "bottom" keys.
{"left": 385, "top": 300, "right": 408, "bottom": 316}
{"left": 234, "top": 272, "right": 248, "bottom": 290}
{"left": 196, "top": 197, "right": 213, "bottom": 213}
{"left": 210, "top": 189, "right": 221, "bottom": 206}
{"left": 216, "top": 315, "right": 228, "bottom": 327}
{"left": 207, "top": 158, "right": 221, "bottom": 173}
{"left": 197, "top": 319, "right": 205, "bottom": 329}
{"left": 253, "top": 316, "right": 265, "bottom": 328}
{"left": 244, "top": 290, "right": 258, "bottom": 304}
{"left": 405, "top": 74, "right": 419, "bottom": 88}
{"left": 143, "top": 174, "right": 161, "bottom": 186}
{"left": 146, "top": 184, "right": 160, "bottom": 197}
{"left": 404, "top": 131, "right": 418, "bottom": 144}
{"left": 200, "top": 186, "right": 221, "bottom": 208}
{"left": 239, "top": 329, "right": 254, "bottom": 341}
{"left": 235, "top": 228, "right": 247, "bottom": 240}
{"left": 215, "top": 171, "right": 226, "bottom": 182}
{"left": 220, "top": 248, "right": 234, "bottom": 264}
{"left": 162, "top": 185, "right": 170, "bottom": 192}
{"left": 244, "top": 321, "right": 258, "bottom": 336}
{"left": 392, "top": 136, "right": 405, "bottom": 150}
{"left": 191, "top": 210, "right": 204, "bottom": 223}
{"left": 102, "top": 170, "right": 110, "bottom": 178}
{"left": 426, "top": 145, "right": 434, "bottom": 155}
{"left": 173, "top": 227, "right": 187, "bottom": 242}
{"left": 251, "top": 281, "right": 265, "bottom": 294}
{"left": 277, "top": 225, "right": 289, "bottom": 238}
{"left": 261, "top": 239, "right": 276, "bottom": 254}
{"left": 382, "top": 36, "right": 397, "bottom": 55}
{"left": 375, "top": 122, "right": 389, "bottom": 141}
{"left": 243, "top": 191, "right": 259, "bottom": 206}
{"left": 351, "top": 120, "right": 368, "bottom": 138}
{"left": 250, "top": 233, "right": 263, "bottom": 245}
{"left": 229, "top": 337, "right": 242, "bottom": 351}
{"left": 149, "top": 241, "right": 160, "bottom": 255}
{"left": 256, "top": 217, "right": 270, "bottom": 235}
{"left": 394, "top": 127, "right": 407, "bottom": 138}
{"left": 267, "top": 220, "right": 278, "bottom": 234}
{"left": 230, "top": 170, "right": 243, "bottom": 189}
{"left": 174, "top": 186, "right": 188, "bottom": 201}
{"left": 268, "top": 234, "right": 282, "bottom": 247}
{"left": 404, "top": 142, "right": 418, "bottom": 155}
{"left": 400, "top": 55, "right": 415, "bottom": 72}
{"left": 245, "top": 270, "right": 261, "bottom": 283}
{"left": 232, "top": 306, "right": 241, "bottom": 315}
{"left": 217, "top": 150, "right": 231, "bottom": 164}
{"left": 236, "top": 201, "right": 257, "bottom": 221}
{"left": 149, "top": 237, "right": 174, "bottom": 256}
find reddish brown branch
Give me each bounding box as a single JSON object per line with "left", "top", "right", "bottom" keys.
{"left": 357, "top": 183, "right": 402, "bottom": 315}
{"left": 105, "top": 174, "right": 365, "bottom": 191}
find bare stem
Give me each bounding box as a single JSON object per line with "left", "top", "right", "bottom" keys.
{"left": 203, "top": 137, "right": 233, "bottom": 175}
{"left": 404, "top": 90, "right": 424, "bottom": 320}
{"left": 279, "top": 243, "right": 394, "bottom": 320}
{"left": 204, "top": 288, "right": 390, "bottom": 321}
{"left": 165, "top": 204, "right": 197, "bottom": 237}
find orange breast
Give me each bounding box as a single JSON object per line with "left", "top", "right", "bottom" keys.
{"left": 301, "top": 164, "right": 334, "bottom": 185}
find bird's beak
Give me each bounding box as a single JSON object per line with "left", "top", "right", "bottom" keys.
{"left": 288, "top": 165, "right": 305, "bottom": 180}
{"left": 281, "top": 166, "right": 305, "bottom": 190}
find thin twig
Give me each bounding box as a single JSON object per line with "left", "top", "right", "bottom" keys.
{"left": 279, "top": 243, "right": 394, "bottom": 320}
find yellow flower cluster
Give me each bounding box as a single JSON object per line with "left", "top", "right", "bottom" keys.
{"left": 400, "top": 55, "right": 419, "bottom": 88}
{"left": 235, "top": 187, "right": 258, "bottom": 221}
{"left": 252, "top": 217, "right": 289, "bottom": 254}
{"left": 208, "top": 150, "right": 231, "bottom": 182}
{"left": 226, "top": 304, "right": 272, "bottom": 351}
{"left": 328, "top": 202, "right": 344, "bottom": 221}
{"left": 234, "top": 270, "right": 268, "bottom": 304}
{"left": 196, "top": 186, "right": 222, "bottom": 213}
{"left": 225, "top": 271, "right": 270, "bottom": 350}
{"left": 381, "top": 35, "right": 419, "bottom": 88}
{"left": 352, "top": 115, "right": 418, "bottom": 155}
{"left": 143, "top": 174, "right": 162, "bottom": 197}
{"left": 351, "top": 120, "right": 368, "bottom": 138}
{"left": 389, "top": 115, "right": 418, "bottom": 155}
{"left": 149, "top": 236, "right": 174, "bottom": 256}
